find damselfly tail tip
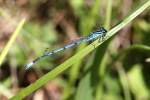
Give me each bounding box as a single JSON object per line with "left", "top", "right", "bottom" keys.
{"left": 25, "top": 62, "right": 34, "bottom": 70}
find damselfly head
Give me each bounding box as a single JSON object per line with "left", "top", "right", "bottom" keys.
{"left": 97, "top": 27, "right": 107, "bottom": 33}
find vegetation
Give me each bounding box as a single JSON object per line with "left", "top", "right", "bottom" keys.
{"left": 0, "top": 0, "right": 150, "bottom": 100}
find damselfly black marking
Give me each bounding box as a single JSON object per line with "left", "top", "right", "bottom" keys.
{"left": 25, "top": 27, "right": 107, "bottom": 70}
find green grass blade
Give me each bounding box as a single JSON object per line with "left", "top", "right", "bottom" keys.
{"left": 104, "top": 0, "right": 112, "bottom": 29}
{"left": 128, "top": 64, "right": 150, "bottom": 99}
{"left": 95, "top": 0, "right": 112, "bottom": 99}
{"left": 110, "top": 44, "right": 150, "bottom": 100}
{"left": 117, "top": 64, "right": 132, "bottom": 100}
{"left": 64, "top": 0, "right": 102, "bottom": 99}
{"left": 10, "top": 1, "right": 150, "bottom": 99}
{"left": 0, "top": 18, "right": 26, "bottom": 67}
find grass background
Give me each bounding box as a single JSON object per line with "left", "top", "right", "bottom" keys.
{"left": 0, "top": 0, "right": 150, "bottom": 100}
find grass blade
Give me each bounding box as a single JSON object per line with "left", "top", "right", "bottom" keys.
{"left": 0, "top": 18, "right": 26, "bottom": 66}
{"left": 10, "top": 1, "right": 150, "bottom": 99}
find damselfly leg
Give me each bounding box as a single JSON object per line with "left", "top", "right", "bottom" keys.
{"left": 25, "top": 27, "right": 107, "bottom": 70}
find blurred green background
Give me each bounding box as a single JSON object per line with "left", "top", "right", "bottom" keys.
{"left": 0, "top": 0, "right": 150, "bottom": 100}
